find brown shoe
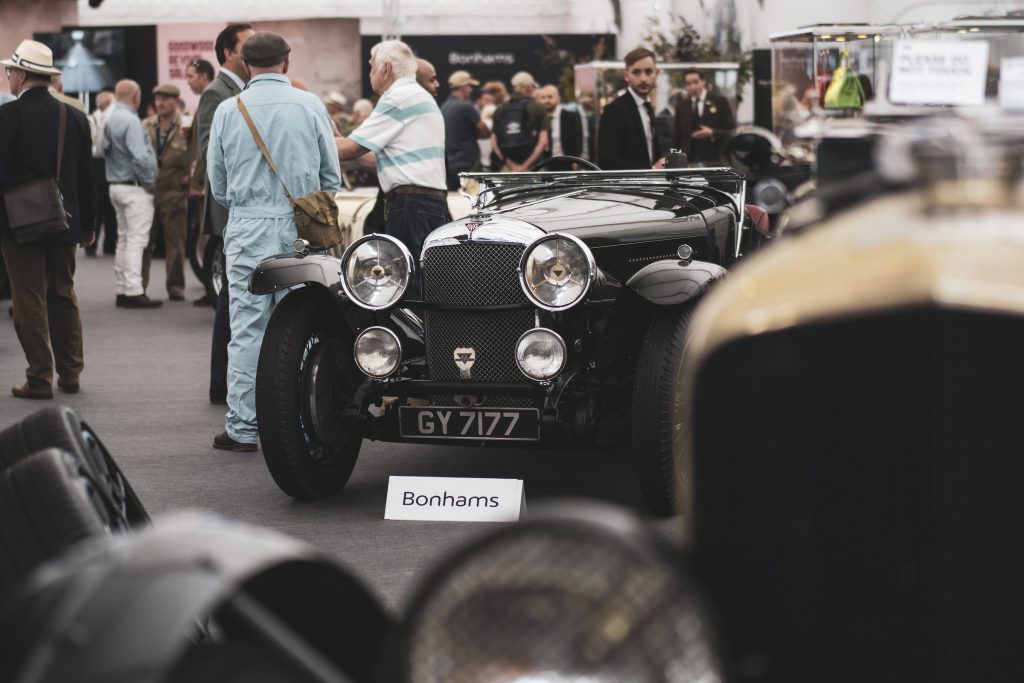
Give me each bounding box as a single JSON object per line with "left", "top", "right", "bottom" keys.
{"left": 57, "top": 377, "right": 80, "bottom": 394}
{"left": 121, "top": 294, "right": 163, "bottom": 309}
{"left": 169, "top": 290, "right": 185, "bottom": 301}
{"left": 12, "top": 384, "right": 53, "bottom": 400}
{"left": 213, "top": 431, "right": 257, "bottom": 452}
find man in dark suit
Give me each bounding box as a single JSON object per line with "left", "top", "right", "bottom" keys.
{"left": 598, "top": 47, "right": 665, "bottom": 170}
{"left": 673, "top": 67, "right": 736, "bottom": 165}
{"left": 195, "top": 23, "right": 254, "bottom": 405}
{"left": 536, "top": 85, "right": 584, "bottom": 170}
{"left": 0, "top": 40, "right": 96, "bottom": 399}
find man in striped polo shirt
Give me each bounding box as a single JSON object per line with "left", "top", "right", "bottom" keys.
{"left": 336, "top": 40, "right": 447, "bottom": 260}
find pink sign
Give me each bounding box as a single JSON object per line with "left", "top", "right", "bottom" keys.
{"left": 156, "top": 23, "right": 224, "bottom": 114}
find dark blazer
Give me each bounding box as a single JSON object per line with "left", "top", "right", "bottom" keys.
{"left": 195, "top": 70, "right": 242, "bottom": 237}
{"left": 673, "top": 93, "right": 736, "bottom": 164}
{"left": 543, "top": 106, "right": 584, "bottom": 169}
{"left": 597, "top": 91, "right": 658, "bottom": 170}
{"left": 0, "top": 87, "right": 96, "bottom": 243}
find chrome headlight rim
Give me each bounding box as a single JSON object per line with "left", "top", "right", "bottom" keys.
{"left": 353, "top": 325, "right": 403, "bottom": 378}
{"left": 517, "top": 233, "right": 596, "bottom": 312}
{"left": 515, "top": 327, "right": 567, "bottom": 383}
{"left": 340, "top": 233, "right": 415, "bottom": 311}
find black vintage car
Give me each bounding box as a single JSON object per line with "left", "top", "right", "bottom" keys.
{"left": 248, "top": 165, "right": 768, "bottom": 514}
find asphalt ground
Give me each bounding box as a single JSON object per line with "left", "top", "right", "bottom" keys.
{"left": 0, "top": 251, "right": 679, "bottom": 612}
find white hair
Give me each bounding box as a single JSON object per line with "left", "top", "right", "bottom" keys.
{"left": 370, "top": 40, "right": 417, "bottom": 80}
{"left": 352, "top": 98, "right": 373, "bottom": 118}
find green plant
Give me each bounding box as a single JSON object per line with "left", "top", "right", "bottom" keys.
{"left": 642, "top": 14, "right": 752, "bottom": 102}
{"left": 540, "top": 35, "right": 609, "bottom": 103}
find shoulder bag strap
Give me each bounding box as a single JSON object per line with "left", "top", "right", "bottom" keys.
{"left": 56, "top": 103, "right": 67, "bottom": 178}
{"left": 235, "top": 96, "right": 295, "bottom": 204}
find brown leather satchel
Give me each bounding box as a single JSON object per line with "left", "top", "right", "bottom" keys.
{"left": 236, "top": 97, "right": 342, "bottom": 249}
{"left": 3, "top": 104, "right": 71, "bottom": 244}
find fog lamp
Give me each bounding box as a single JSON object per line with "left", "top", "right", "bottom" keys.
{"left": 516, "top": 328, "right": 566, "bottom": 381}
{"left": 354, "top": 327, "right": 401, "bottom": 378}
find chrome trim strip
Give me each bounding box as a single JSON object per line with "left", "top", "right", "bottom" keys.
{"left": 340, "top": 234, "right": 415, "bottom": 311}
{"left": 421, "top": 217, "right": 545, "bottom": 257}
{"left": 517, "top": 233, "right": 597, "bottom": 313}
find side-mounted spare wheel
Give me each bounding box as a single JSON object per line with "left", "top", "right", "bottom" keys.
{"left": 256, "top": 287, "right": 363, "bottom": 500}
{"left": 631, "top": 306, "right": 695, "bottom": 516}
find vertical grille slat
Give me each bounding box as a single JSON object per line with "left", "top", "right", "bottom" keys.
{"left": 422, "top": 242, "right": 536, "bottom": 408}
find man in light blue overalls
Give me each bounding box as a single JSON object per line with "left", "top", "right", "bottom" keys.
{"left": 207, "top": 32, "right": 341, "bottom": 451}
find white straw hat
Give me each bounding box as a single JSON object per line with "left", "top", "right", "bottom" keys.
{"left": 1, "top": 39, "right": 62, "bottom": 76}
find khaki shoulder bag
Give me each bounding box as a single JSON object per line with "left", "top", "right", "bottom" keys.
{"left": 3, "top": 103, "right": 71, "bottom": 244}
{"left": 236, "top": 97, "right": 342, "bottom": 249}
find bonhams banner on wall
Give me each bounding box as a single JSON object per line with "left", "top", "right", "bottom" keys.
{"left": 156, "top": 23, "right": 223, "bottom": 113}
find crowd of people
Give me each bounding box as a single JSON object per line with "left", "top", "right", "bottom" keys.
{"left": 0, "top": 26, "right": 737, "bottom": 448}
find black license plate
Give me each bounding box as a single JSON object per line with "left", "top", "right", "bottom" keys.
{"left": 399, "top": 407, "right": 539, "bottom": 441}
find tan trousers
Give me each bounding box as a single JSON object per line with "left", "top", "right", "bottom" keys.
{"left": 142, "top": 196, "right": 187, "bottom": 296}
{"left": 0, "top": 236, "right": 84, "bottom": 390}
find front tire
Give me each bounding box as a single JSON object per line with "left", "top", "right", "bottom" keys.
{"left": 631, "top": 306, "right": 695, "bottom": 516}
{"left": 256, "top": 288, "right": 362, "bottom": 500}
{"left": 201, "top": 236, "right": 224, "bottom": 300}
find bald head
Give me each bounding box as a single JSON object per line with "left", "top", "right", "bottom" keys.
{"left": 96, "top": 91, "right": 115, "bottom": 111}
{"left": 115, "top": 79, "right": 140, "bottom": 102}
{"left": 416, "top": 58, "right": 439, "bottom": 97}
{"left": 291, "top": 78, "right": 309, "bottom": 91}
{"left": 536, "top": 84, "right": 560, "bottom": 113}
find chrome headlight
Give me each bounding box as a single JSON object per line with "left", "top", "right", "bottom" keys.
{"left": 340, "top": 234, "right": 414, "bottom": 310}
{"left": 519, "top": 234, "right": 595, "bottom": 311}
{"left": 354, "top": 326, "right": 402, "bottom": 378}
{"left": 515, "top": 328, "right": 566, "bottom": 381}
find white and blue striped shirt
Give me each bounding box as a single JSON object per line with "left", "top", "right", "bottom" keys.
{"left": 350, "top": 77, "right": 445, "bottom": 193}
{"left": 103, "top": 102, "right": 157, "bottom": 186}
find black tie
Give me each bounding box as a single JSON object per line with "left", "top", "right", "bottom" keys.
{"left": 642, "top": 101, "right": 657, "bottom": 160}
{"left": 692, "top": 98, "right": 700, "bottom": 122}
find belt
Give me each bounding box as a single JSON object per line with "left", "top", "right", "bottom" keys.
{"left": 386, "top": 185, "right": 446, "bottom": 200}
{"left": 110, "top": 180, "right": 143, "bottom": 186}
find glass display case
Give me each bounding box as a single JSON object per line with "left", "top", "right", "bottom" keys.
{"left": 573, "top": 60, "right": 740, "bottom": 153}
{"left": 768, "top": 25, "right": 903, "bottom": 147}
{"left": 910, "top": 14, "right": 1024, "bottom": 104}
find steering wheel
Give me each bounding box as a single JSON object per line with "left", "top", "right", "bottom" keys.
{"left": 529, "top": 156, "right": 601, "bottom": 172}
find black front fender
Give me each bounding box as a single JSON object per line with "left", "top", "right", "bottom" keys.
{"left": 625, "top": 259, "right": 726, "bottom": 306}
{"left": 248, "top": 253, "right": 343, "bottom": 297}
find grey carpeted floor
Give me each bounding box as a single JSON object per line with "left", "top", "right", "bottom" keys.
{"left": 0, "top": 251, "right": 677, "bottom": 613}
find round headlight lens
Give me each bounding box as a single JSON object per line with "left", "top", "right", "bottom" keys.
{"left": 515, "top": 328, "right": 566, "bottom": 381}
{"left": 341, "top": 235, "right": 413, "bottom": 310}
{"left": 520, "top": 235, "right": 594, "bottom": 311}
{"left": 354, "top": 327, "right": 402, "bottom": 378}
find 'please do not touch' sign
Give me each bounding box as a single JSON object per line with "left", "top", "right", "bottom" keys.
{"left": 384, "top": 476, "right": 526, "bottom": 522}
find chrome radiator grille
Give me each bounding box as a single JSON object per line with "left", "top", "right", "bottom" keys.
{"left": 421, "top": 242, "right": 536, "bottom": 408}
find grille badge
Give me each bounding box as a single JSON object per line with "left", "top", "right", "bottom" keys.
{"left": 465, "top": 221, "right": 483, "bottom": 236}
{"left": 454, "top": 347, "right": 476, "bottom": 379}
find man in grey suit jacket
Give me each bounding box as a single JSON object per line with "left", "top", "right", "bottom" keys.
{"left": 196, "top": 22, "right": 254, "bottom": 404}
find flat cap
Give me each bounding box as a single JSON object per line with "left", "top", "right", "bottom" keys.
{"left": 153, "top": 83, "right": 181, "bottom": 97}
{"left": 240, "top": 31, "right": 291, "bottom": 67}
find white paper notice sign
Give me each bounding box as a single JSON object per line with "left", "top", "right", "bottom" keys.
{"left": 890, "top": 40, "right": 990, "bottom": 106}
{"left": 999, "top": 57, "right": 1024, "bottom": 108}
{"left": 385, "top": 476, "right": 525, "bottom": 522}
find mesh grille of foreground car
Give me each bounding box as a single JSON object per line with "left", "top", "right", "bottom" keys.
{"left": 422, "top": 242, "right": 529, "bottom": 307}
{"left": 422, "top": 242, "right": 536, "bottom": 409}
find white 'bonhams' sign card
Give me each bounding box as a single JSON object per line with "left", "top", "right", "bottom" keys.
{"left": 384, "top": 476, "right": 526, "bottom": 522}
{"left": 889, "top": 40, "right": 990, "bottom": 106}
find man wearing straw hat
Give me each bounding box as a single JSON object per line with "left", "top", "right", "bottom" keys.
{"left": 0, "top": 40, "right": 96, "bottom": 399}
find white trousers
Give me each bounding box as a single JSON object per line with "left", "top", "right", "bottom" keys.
{"left": 109, "top": 185, "right": 154, "bottom": 297}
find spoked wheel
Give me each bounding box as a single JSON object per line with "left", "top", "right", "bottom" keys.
{"left": 256, "top": 288, "right": 362, "bottom": 500}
